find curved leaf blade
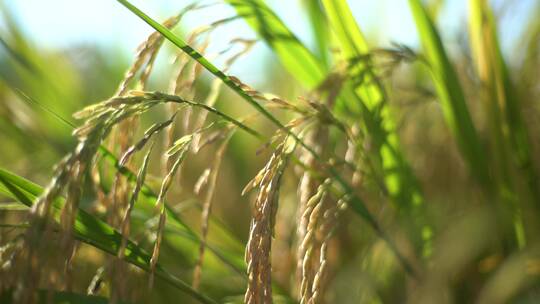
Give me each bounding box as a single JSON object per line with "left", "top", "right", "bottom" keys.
{"left": 226, "top": 0, "right": 327, "bottom": 88}
{"left": 408, "top": 0, "right": 490, "bottom": 188}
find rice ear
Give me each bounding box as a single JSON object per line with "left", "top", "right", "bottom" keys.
{"left": 149, "top": 138, "right": 191, "bottom": 287}
{"left": 118, "top": 140, "right": 154, "bottom": 259}
{"left": 193, "top": 131, "right": 234, "bottom": 290}
{"left": 244, "top": 140, "right": 292, "bottom": 304}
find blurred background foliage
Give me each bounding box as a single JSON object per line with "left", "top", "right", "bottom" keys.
{"left": 1, "top": 0, "right": 540, "bottom": 303}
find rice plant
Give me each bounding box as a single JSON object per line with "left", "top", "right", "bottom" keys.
{"left": 1, "top": 0, "right": 540, "bottom": 303}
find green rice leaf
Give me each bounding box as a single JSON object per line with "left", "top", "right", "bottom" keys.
{"left": 0, "top": 201, "right": 29, "bottom": 211}
{"left": 321, "top": 0, "right": 370, "bottom": 58}
{"left": 321, "top": 0, "right": 429, "bottom": 256}
{"left": 469, "top": 0, "right": 539, "bottom": 204}
{"left": 303, "top": 0, "right": 330, "bottom": 68}
{"left": 408, "top": 0, "right": 490, "bottom": 188}
{"left": 226, "top": 0, "right": 327, "bottom": 88}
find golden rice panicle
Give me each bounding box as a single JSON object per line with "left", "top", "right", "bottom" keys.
{"left": 26, "top": 116, "right": 107, "bottom": 289}
{"left": 299, "top": 180, "right": 329, "bottom": 304}
{"left": 109, "top": 14, "right": 185, "bottom": 241}
{"left": 169, "top": 30, "right": 210, "bottom": 134}
{"left": 149, "top": 137, "right": 191, "bottom": 288}
{"left": 192, "top": 38, "right": 256, "bottom": 151}
{"left": 117, "top": 13, "right": 184, "bottom": 96}
{"left": 166, "top": 11, "right": 237, "bottom": 146}
{"left": 296, "top": 124, "right": 327, "bottom": 297}
{"left": 118, "top": 141, "right": 154, "bottom": 259}
{"left": 192, "top": 131, "right": 233, "bottom": 290}
{"left": 11, "top": 107, "right": 110, "bottom": 302}
{"left": 57, "top": 161, "right": 85, "bottom": 291}
{"left": 310, "top": 196, "right": 348, "bottom": 304}
{"left": 244, "top": 141, "right": 289, "bottom": 304}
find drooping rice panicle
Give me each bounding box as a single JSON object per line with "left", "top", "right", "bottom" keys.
{"left": 244, "top": 140, "right": 290, "bottom": 304}
{"left": 108, "top": 13, "right": 187, "bottom": 240}
{"left": 192, "top": 38, "right": 256, "bottom": 151}
{"left": 299, "top": 180, "right": 329, "bottom": 304}
{"left": 118, "top": 140, "right": 154, "bottom": 258}
{"left": 149, "top": 138, "right": 191, "bottom": 288}
{"left": 116, "top": 10, "right": 191, "bottom": 97}
{"left": 309, "top": 195, "right": 348, "bottom": 304}
{"left": 192, "top": 130, "right": 234, "bottom": 290}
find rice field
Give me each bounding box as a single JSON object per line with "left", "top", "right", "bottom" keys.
{"left": 1, "top": 0, "right": 540, "bottom": 303}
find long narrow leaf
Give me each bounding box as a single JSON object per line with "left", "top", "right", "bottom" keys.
{"left": 226, "top": 0, "right": 327, "bottom": 88}
{"left": 321, "top": 0, "right": 423, "bottom": 208}
{"left": 408, "top": 0, "right": 490, "bottom": 188}
{"left": 318, "top": 0, "right": 433, "bottom": 257}
{"left": 303, "top": 0, "right": 331, "bottom": 68}
{"left": 469, "top": 0, "right": 539, "bottom": 206}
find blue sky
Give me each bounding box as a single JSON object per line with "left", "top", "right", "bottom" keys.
{"left": 1, "top": 0, "right": 536, "bottom": 85}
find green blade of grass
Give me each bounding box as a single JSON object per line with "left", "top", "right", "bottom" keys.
{"left": 226, "top": 0, "right": 327, "bottom": 88}
{"left": 0, "top": 168, "right": 217, "bottom": 304}
{"left": 302, "top": 0, "right": 331, "bottom": 68}
{"left": 0, "top": 202, "right": 29, "bottom": 211}
{"left": 320, "top": 0, "right": 369, "bottom": 58}
{"left": 321, "top": 0, "right": 430, "bottom": 255}
{"left": 408, "top": 0, "right": 490, "bottom": 188}
{"left": 321, "top": 0, "right": 423, "bottom": 207}
{"left": 469, "top": 0, "right": 539, "bottom": 207}
{"left": 468, "top": 0, "right": 536, "bottom": 247}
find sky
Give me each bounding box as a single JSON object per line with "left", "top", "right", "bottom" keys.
{"left": 1, "top": 0, "right": 536, "bottom": 85}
